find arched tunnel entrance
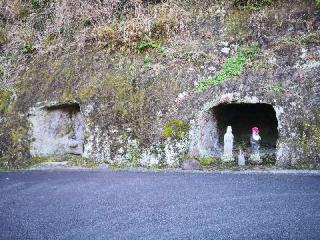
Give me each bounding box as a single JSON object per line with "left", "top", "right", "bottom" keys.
{"left": 214, "top": 103, "right": 278, "bottom": 152}
{"left": 198, "top": 103, "right": 279, "bottom": 158}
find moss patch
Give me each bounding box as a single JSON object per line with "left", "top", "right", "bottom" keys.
{"left": 66, "top": 155, "right": 100, "bottom": 168}
{"left": 24, "top": 156, "right": 53, "bottom": 169}
{"left": 0, "top": 28, "right": 7, "bottom": 46}
{"left": 163, "top": 119, "right": 190, "bottom": 140}
{"left": 77, "top": 86, "right": 96, "bottom": 101}
{"left": 198, "top": 156, "right": 221, "bottom": 166}
{"left": 301, "top": 32, "right": 320, "bottom": 45}
{"left": 0, "top": 114, "right": 31, "bottom": 170}
{"left": 287, "top": 162, "right": 320, "bottom": 170}
{"left": 298, "top": 121, "right": 320, "bottom": 159}
{"left": 233, "top": 0, "right": 273, "bottom": 9}
{"left": 225, "top": 7, "right": 252, "bottom": 40}
{"left": 0, "top": 89, "right": 12, "bottom": 114}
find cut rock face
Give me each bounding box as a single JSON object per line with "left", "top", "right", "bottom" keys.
{"left": 181, "top": 159, "right": 203, "bottom": 170}
{"left": 29, "top": 103, "right": 85, "bottom": 156}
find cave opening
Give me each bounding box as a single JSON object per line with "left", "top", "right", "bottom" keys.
{"left": 212, "top": 103, "right": 279, "bottom": 154}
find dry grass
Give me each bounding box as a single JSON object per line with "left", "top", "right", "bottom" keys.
{"left": 1, "top": 0, "right": 191, "bottom": 54}
{"left": 83, "top": 1, "right": 190, "bottom": 51}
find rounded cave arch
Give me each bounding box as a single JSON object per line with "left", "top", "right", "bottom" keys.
{"left": 198, "top": 102, "right": 280, "bottom": 159}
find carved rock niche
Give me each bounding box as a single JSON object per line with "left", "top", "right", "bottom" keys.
{"left": 29, "top": 103, "right": 85, "bottom": 156}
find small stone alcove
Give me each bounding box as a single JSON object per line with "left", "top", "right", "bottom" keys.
{"left": 198, "top": 103, "right": 279, "bottom": 157}
{"left": 29, "top": 103, "right": 85, "bottom": 156}
{"left": 214, "top": 103, "right": 278, "bottom": 151}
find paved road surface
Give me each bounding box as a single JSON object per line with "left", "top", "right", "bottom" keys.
{"left": 0, "top": 170, "right": 320, "bottom": 240}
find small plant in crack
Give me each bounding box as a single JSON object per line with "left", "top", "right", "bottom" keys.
{"left": 22, "top": 43, "right": 36, "bottom": 54}
{"left": 265, "top": 83, "right": 285, "bottom": 94}
{"left": 142, "top": 55, "right": 152, "bottom": 72}
{"left": 137, "top": 40, "right": 164, "bottom": 53}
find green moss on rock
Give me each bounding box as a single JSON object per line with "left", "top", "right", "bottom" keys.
{"left": 0, "top": 114, "right": 31, "bottom": 170}
{"left": 299, "top": 122, "right": 320, "bottom": 151}
{"left": 199, "top": 156, "right": 220, "bottom": 166}
{"left": 0, "top": 28, "right": 7, "bottom": 46}
{"left": 225, "top": 8, "right": 252, "bottom": 40}
{"left": 0, "top": 89, "right": 13, "bottom": 114}
{"left": 301, "top": 32, "right": 320, "bottom": 45}
{"left": 77, "top": 86, "right": 96, "bottom": 101}
{"left": 163, "top": 119, "right": 190, "bottom": 140}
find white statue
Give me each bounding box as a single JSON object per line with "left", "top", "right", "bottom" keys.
{"left": 222, "top": 126, "right": 234, "bottom": 162}
{"left": 238, "top": 150, "right": 245, "bottom": 166}
{"left": 250, "top": 127, "right": 262, "bottom": 163}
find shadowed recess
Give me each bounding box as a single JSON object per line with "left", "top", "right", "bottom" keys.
{"left": 213, "top": 103, "right": 278, "bottom": 149}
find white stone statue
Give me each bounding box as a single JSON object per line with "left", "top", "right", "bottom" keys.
{"left": 250, "top": 127, "right": 262, "bottom": 163}
{"left": 222, "top": 126, "right": 234, "bottom": 162}
{"left": 238, "top": 150, "right": 245, "bottom": 166}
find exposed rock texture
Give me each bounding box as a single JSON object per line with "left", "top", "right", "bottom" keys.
{"left": 181, "top": 160, "right": 203, "bottom": 171}
{"left": 0, "top": 0, "right": 319, "bottom": 168}
{"left": 29, "top": 103, "right": 85, "bottom": 156}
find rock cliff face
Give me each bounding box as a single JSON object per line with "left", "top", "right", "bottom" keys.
{"left": 29, "top": 103, "right": 84, "bottom": 156}
{"left": 0, "top": 0, "right": 319, "bottom": 168}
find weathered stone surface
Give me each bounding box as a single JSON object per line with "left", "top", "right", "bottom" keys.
{"left": 181, "top": 160, "right": 203, "bottom": 170}
{"left": 221, "top": 47, "right": 230, "bottom": 55}
{"left": 29, "top": 103, "right": 84, "bottom": 156}
{"left": 1, "top": 0, "right": 319, "bottom": 169}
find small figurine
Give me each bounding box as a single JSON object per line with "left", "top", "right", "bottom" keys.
{"left": 238, "top": 150, "right": 245, "bottom": 166}
{"left": 222, "top": 126, "right": 234, "bottom": 162}
{"left": 250, "top": 127, "right": 262, "bottom": 163}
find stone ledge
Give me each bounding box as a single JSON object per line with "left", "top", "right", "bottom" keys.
{"left": 20, "top": 164, "right": 320, "bottom": 176}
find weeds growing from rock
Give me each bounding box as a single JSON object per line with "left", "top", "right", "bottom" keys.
{"left": 196, "top": 44, "right": 258, "bottom": 92}
{"left": 137, "top": 40, "right": 164, "bottom": 53}
{"left": 21, "top": 43, "right": 36, "bottom": 54}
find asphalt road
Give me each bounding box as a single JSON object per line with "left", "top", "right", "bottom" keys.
{"left": 0, "top": 170, "right": 320, "bottom": 240}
